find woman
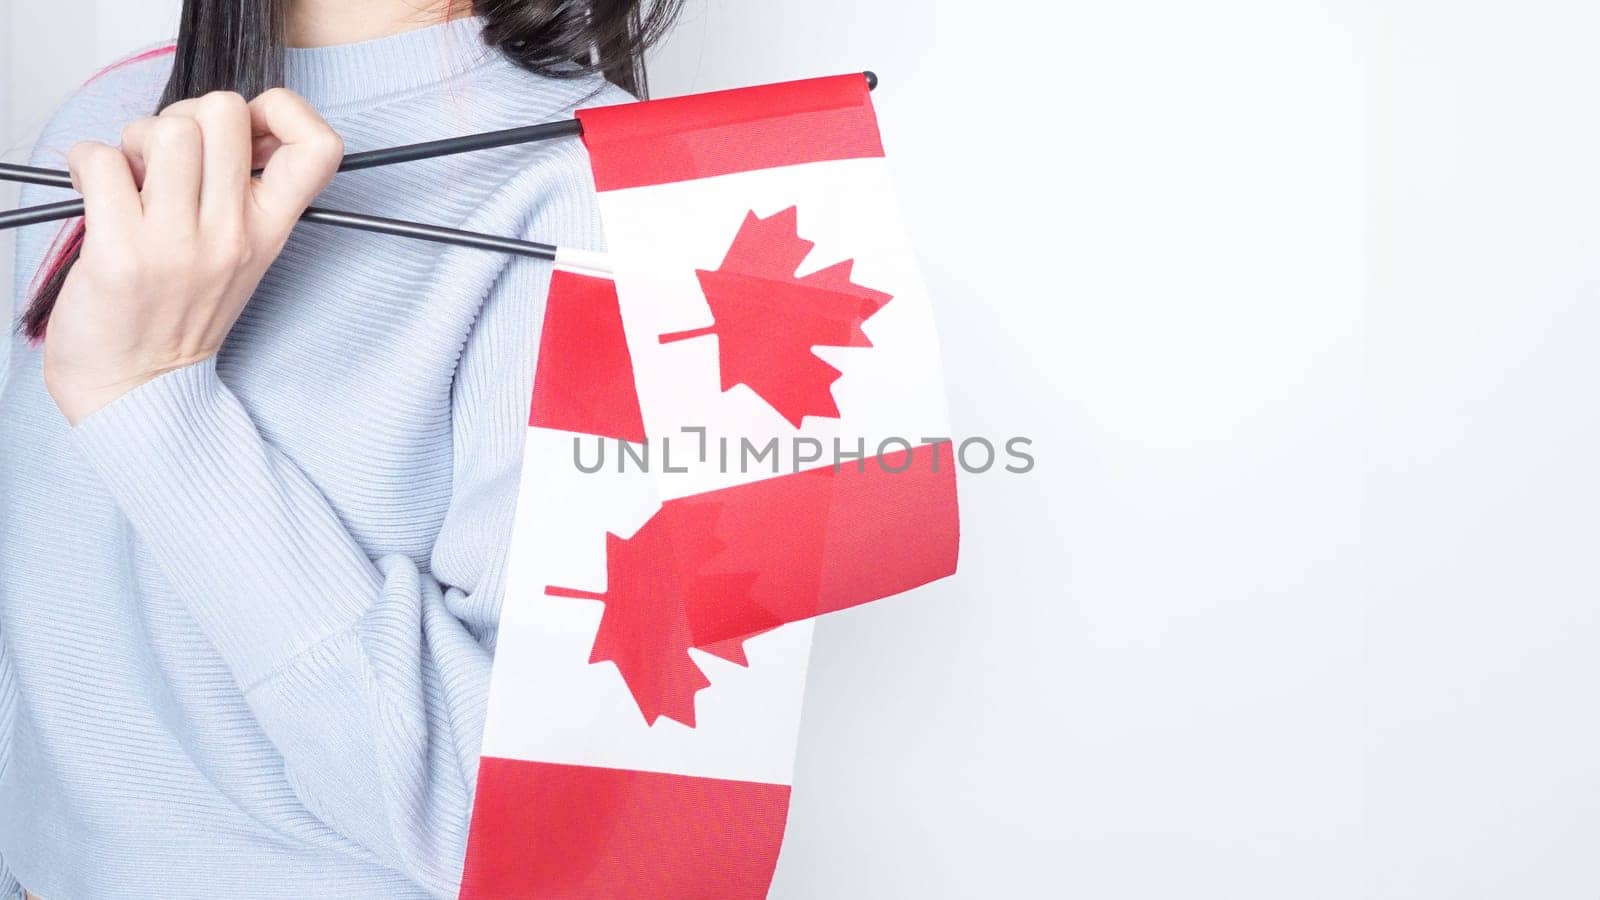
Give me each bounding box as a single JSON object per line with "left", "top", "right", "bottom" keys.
{"left": 0, "top": 1, "right": 680, "bottom": 896}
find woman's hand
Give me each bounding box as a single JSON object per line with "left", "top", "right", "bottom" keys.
{"left": 42, "top": 88, "right": 343, "bottom": 425}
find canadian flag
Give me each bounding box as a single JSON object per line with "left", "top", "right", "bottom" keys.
{"left": 461, "top": 75, "right": 959, "bottom": 899}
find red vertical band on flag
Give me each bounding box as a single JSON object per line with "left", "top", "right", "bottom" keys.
{"left": 576, "top": 74, "right": 885, "bottom": 191}
{"left": 530, "top": 270, "right": 647, "bottom": 443}
{"left": 460, "top": 758, "right": 791, "bottom": 900}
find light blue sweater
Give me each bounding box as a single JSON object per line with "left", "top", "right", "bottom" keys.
{"left": 0, "top": 18, "right": 627, "bottom": 898}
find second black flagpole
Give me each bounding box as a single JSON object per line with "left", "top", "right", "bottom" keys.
{"left": 298, "top": 207, "right": 557, "bottom": 261}
{"left": 0, "top": 71, "right": 881, "bottom": 250}
{"left": 0, "top": 118, "right": 586, "bottom": 201}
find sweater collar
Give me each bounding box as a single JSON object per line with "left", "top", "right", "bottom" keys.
{"left": 283, "top": 16, "right": 499, "bottom": 113}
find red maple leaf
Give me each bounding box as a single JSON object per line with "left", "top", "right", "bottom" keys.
{"left": 541, "top": 440, "right": 961, "bottom": 729}
{"left": 658, "top": 207, "right": 893, "bottom": 428}
{"left": 545, "top": 502, "right": 760, "bottom": 728}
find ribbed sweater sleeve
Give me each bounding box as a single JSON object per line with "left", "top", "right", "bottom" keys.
{"left": 0, "top": 640, "right": 17, "bottom": 900}
{"left": 66, "top": 222, "right": 563, "bottom": 897}
{"left": 0, "top": 837, "right": 16, "bottom": 899}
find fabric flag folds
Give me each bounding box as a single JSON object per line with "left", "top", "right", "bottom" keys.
{"left": 461, "top": 74, "right": 959, "bottom": 899}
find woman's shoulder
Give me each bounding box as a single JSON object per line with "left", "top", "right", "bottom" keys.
{"left": 29, "top": 43, "right": 174, "bottom": 168}
{"left": 464, "top": 68, "right": 638, "bottom": 236}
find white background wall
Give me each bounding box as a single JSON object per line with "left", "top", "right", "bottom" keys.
{"left": 1, "top": 1, "right": 1594, "bottom": 898}
{"left": 645, "top": 3, "right": 1364, "bottom": 898}
{"left": 1365, "top": 4, "right": 1600, "bottom": 897}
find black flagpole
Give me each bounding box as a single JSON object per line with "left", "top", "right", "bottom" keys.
{"left": 298, "top": 207, "right": 557, "bottom": 261}
{"left": 0, "top": 72, "right": 880, "bottom": 256}
{"left": 0, "top": 118, "right": 588, "bottom": 227}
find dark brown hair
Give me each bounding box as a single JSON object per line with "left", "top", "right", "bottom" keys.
{"left": 21, "top": 0, "right": 681, "bottom": 340}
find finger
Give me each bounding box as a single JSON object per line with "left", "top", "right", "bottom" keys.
{"left": 66, "top": 141, "right": 141, "bottom": 237}
{"left": 159, "top": 97, "right": 201, "bottom": 117}
{"left": 167, "top": 92, "right": 252, "bottom": 230}
{"left": 247, "top": 88, "right": 342, "bottom": 221}
{"left": 116, "top": 116, "right": 158, "bottom": 188}
{"left": 121, "top": 100, "right": 201, "bottom": 187}
{"left": 120, "top": 115, "right": 203, "bottom": 232}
